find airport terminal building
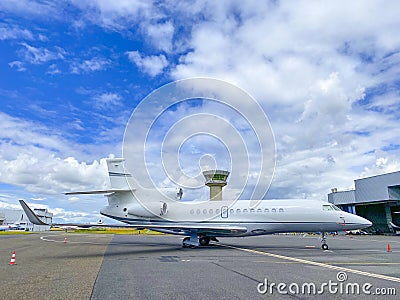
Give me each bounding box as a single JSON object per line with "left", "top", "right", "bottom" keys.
{"left": 328, "top": 171, "right": 400, "bottom": 233}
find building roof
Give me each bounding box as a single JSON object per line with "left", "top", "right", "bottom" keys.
{"left": 329, "top": 171, "right": 400, "bottom": 205}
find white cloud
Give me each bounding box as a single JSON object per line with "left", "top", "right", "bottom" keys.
{"left": 71, "top": 0, "right": 154, "bottom": 30}
{"left": 46, "top": 63, "right": 61, "bottom": 74}
{"left": 0, "top": 23, "right": 33, "bottom": 40}
{"left": 8, "top": 61, "right": 26, "bottom": 72}
{"left": 0, "top": 0, "right": 59, "bottom": 19}
{"left": 126, "top": 51, "right": 168, "bottom": 77}
{"left": 0, "top": 152, "right": 109, "bottom": 195}
{"left": 361, "top": 152, "right": 400, "bottom": 178}
{"left": 70, "top": 57, "right": 110, "bottom": 74}
{"left": 20, "top": 42, "right": 66, "bottom": 64}
{"left": 144, "top": 21, "right": 175, "bottom": 53}
{"left": 162, "top": 1, "right": 400, "bottom": 200}
{"left": 0, "top": 112, "right": 113, "bottom": 195}
{"left": 92, "top": 92, "right": 122, "bottom": 109}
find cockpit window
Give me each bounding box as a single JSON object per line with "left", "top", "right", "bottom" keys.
{"left": 322, "top": 205, "right": 333, "bottom": 211}
{"left": 322, "top": 204, "right": 341, "bottom": 211}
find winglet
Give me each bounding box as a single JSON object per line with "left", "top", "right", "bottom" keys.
{"left": 19, "top": 200, "right": 49, "bottom": 226}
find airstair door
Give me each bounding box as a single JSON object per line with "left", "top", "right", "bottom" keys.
{"left": 221, "top": 206, "right": 228, "bottom": 218}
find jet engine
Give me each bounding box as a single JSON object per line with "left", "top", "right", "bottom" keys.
{"left": 127, "top": 201, "right": 168, "bottom": 218}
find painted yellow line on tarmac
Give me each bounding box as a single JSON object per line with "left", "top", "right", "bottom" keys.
{"left": 220, "top": 243, "right": 400, "bottom": 283}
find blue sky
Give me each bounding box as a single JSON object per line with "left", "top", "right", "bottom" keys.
{"left": 1, "top": 0, "right": 400, "bottom": 222}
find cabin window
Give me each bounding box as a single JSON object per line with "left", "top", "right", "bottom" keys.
{"left": 264, "top": 208, "right": 269, "bottom": 213}
{"left": 203, "top": 209, "right": 207, "bottom": 214}
{"left": 190, "top": 209, "right": 194, "bottom": 215}
{"left": 209, "top": 209, "right": 213, "bottom": 214}
{"left": 230, "top": 209, "right": 234, "bottom": 214}
{"left": 271, "top": 208, "right": 276, "bottom": 213}
{"left": 257, "top": 208, "right": 262, "bottom": 213}
{"left": 279, "top": 208, "right": 284, "bottom": 213}
{"left": 243, "top": 209, "right": 248, "bottom": 213}
{"left": 196, "top": 209, "right": 201, "bottom": 214}
{"left": 236, "top": 209, "right": 241, "bottom": 213}
{"left": 216, "top": 209, "right": 220, "bottom": 214}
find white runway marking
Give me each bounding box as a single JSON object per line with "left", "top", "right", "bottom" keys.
{"left": 39, "top": 233, "right": 175, "bottom": 247}
{"left": 220, "top": 243, "right": 400, "bottom": 284}
{"left": 40, "top": 234, "right": 110, "bottom": 244}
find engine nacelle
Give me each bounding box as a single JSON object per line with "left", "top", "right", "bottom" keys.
{"left": 128, "top": 202, "right": 168, "bottom": 218}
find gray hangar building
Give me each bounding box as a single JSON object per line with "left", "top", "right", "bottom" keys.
{"left": 328, "top": 170, "right": 400, "bottom": 233}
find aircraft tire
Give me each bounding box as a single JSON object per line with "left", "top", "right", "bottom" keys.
{"left": 199, "top": 236, "right": 210, "bottom": 246}
{"left": 182, "top": 237, "right": 190, "bottom": 248}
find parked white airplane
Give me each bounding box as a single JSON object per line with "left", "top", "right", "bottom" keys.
{"left": 20, "top": 158, "right": 372, "bottom": 250}
{"left": 0, "top": 224, "right": 13, "bottom": 231}
{"left": 0, "top": 217, "right": 22, "bottom": 231}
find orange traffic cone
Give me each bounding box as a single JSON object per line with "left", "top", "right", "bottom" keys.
{"left": 388, "top": 243, "right": 392, "bottom": 252}
{"left": 64, "top": 237, "right": 67, "bottom": 244}
{"left": 9, "top": 251, "right": 16, "bottom": 265}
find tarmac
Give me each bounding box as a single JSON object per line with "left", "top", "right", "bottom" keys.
{"left": 1, "top": 233, "right": 399, "bottom": 299}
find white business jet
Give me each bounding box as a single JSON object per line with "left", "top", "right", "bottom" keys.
{"left": 0, "top": 224, "right": 13, "bottom": 231}
{"left": 20, "top": 158, "right": 372, "bottom": 250}
{"left": 0, "top": 220, "right": 22, "bottom": 231}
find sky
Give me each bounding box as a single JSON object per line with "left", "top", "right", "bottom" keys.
{"left": 1, "top": 0, "right": 400, "bottom": 223}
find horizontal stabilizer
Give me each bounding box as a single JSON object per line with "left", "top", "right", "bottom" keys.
{"left": 64, "top": 189, "right": 132, "bottom": 195}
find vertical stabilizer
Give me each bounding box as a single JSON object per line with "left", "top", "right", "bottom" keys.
{"left": 106, "top": 158, "right": 132, "bottom": 190}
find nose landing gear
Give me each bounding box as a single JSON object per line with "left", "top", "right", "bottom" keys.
{"left": 321, "top": 232, "right": 329, "bottom": 250}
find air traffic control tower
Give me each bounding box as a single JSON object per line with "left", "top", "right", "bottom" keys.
{"left": 202, "top": 170, "right": 230, "bottom": 201}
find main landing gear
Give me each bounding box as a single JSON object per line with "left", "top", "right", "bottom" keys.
{"left": 321, "top": 232, "right": 329, "bottom": 250}
{"left": 182, "top": 236, "right": 218, "bottom": 248}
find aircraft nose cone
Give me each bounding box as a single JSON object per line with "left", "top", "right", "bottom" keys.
{"left": 364, "top": 219, "right": 372, "bottom": 227}
{"left": 358, "top": 216, "right": 372, "bottom": 228}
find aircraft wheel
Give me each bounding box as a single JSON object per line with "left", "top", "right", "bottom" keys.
{"left": 182, "top": 237, "right": 190, "bottom": 248}
{"left": 321, "top": 243, "right": 329, "bottom": 250}
{"left": 199, "top": 236, "right": 210, "bottom": 246}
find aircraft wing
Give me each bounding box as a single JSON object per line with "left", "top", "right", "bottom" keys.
{"left": 19, "top": 200, "right": 247, "bottom": 235}
{"left": 64, "top": 189, "right": 132, "bottom": 195}
{"left": 134, "top": 223, "right": 247, "bottom": 236}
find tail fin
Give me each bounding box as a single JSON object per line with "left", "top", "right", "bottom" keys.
{"left": 19, "top": 200, "right": 49, "bottom": 226}
{"left": 106, "top": 158, "right": 132, "bottom": 190}
{"left": 64, "top": 158, "right": 133, "bottom": 195}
